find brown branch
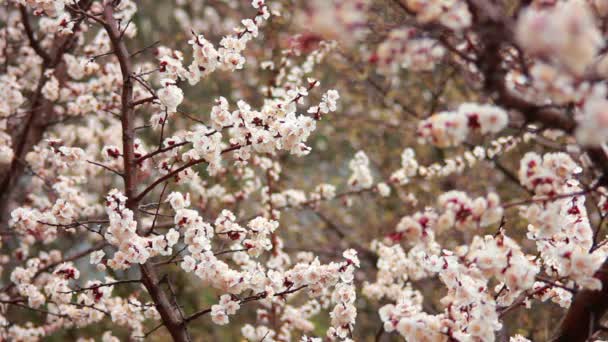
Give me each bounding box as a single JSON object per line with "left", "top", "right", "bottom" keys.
{"left": 139, "top": 321, "right": 165, "bottom": 339}
{"left": 60, "top": 300, "right": 111, "bottom": 316}
{"left": 553, "top": 262, "right": 608, "bottom": 342}
{"left": 131, "top": 95, "right": 157, "bottom": 107}
{"left": 87, "top": 160, "right": 123, "bottom": 177}
{"left": 135, "top": 141, "right": 189, "bottom": 164}
{"left": 135, "top": 126, "right": 228, "bottom": 165}
{"left": 60, "top": 279, "right": 141, "bottom": 294}
{"left": 145, "top": 181, "right": 169, "bottom": 235}
{"left": 19, "top": 5, "right": 52, "bottom": 64}
{"left": 503, "top": 187, "right": 598, "bottom": 209}
{"left": 184, "top": 285, "right": 308, "bottom": 324}
{"left": 134, "top": 143, "right": 246, "bottom": 203}
{"left": 0, "top": 299, "right": 68, "bottom": 318}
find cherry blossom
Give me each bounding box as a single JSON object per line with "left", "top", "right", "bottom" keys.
{"left": 3, "top": 0, "right": 608, "bottom": 341}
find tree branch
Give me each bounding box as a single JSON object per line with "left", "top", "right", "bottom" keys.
{"left": 19, "top": 5, "right": 52, "bottom": 64}
{"left": 101, "top": 3, "right": 190, "bottom": 341}
{"left": 185, "top": 285, "right": 308, "bottom": 324}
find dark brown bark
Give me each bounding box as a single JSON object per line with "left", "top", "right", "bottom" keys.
{"left": 553, "top": 259, "right": 608, "bottom": 341}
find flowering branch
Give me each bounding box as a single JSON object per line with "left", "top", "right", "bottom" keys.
{"left": 185, "top": 285, "right": 309, "bottom": 324}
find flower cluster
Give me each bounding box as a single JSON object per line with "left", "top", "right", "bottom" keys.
{"left": 6, "top": 247, "right": 157, "bottom": 339}
{"left": 378, "top": 292, "right": 444, "bottom": 341}
{"left": 519, "top": 152, "right": 605, "bottom": 289}
{"left": 348, "top": 151, "right": 374, "bottom": 190}
{"left": 243, "top": 217, "right": 279, "bottom": 257}
{"left": 104, "top": 190, "right": 180, "bottom": 269}
{"left": 211, "top": 294, "right": 241, "bottom": 325}
{"left": 363, "top": 242, "right": 432, "bottom": 302}
{"left": 437, "top": 191, "right": 503, "bottom": 231}
{"left": 404, "top": 0, "right": 472, "bottom": 30}
{"left": 468, "top": 232, "right": 539, "bottom": 292}
{"left": 417, "top": 103, "right": 509, "bottom": 147}
{"left": 375, "top": 28, "right": 445, "bottom": 74}
{"left": 242, "top": 325, "right": 277, "bottom": 341}
{"left": 518, "top": 152, "right": 581, "bottom": 196}
{"left": 391, "top": 135, "right": 521, "bottom": 184}
{"left": 327, "top": 250, "right": 359, "bottom": 340}
{"left": 516, "top": 0, "right": 603, "bottom": 75}
{"left": 394, "top": 209, "right": 438, "bottom": 246}
{"left": 163, "top": 85, "right": 339, "bottom": 176}
{"left": 0, "top": 74, "right": 25, "bottom": 164}
{"left": 576, "top": 83, "right": 608, "bottom": 146}
{"left": 178, "top": 224, "right": 360, "bottom": 339}
{"left": 157, "top": 79, "right": 184, "bottom": 113}
{"left": 510, "top": 62, "right": 584, "bottom": 105}
{"left": 295, "top": 0, "right": 369, "bottom": 46}
{"left": 530, "top": 280, "right": 572, "bottom": 308}
{"left": 21, "top": 0, "right": 70, "bottom": 17}
{"left": 158, "top": 0, "right": 272, "bottom": 87}
{"left": 385, "top": 190, "right": 503, "bottom": 251}
{"left": 377, "top": 250, "right": 503, "bottom": 341}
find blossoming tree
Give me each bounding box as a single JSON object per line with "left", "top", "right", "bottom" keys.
{"left": 2, "top": 0, "right": 608, "bottom": 341}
